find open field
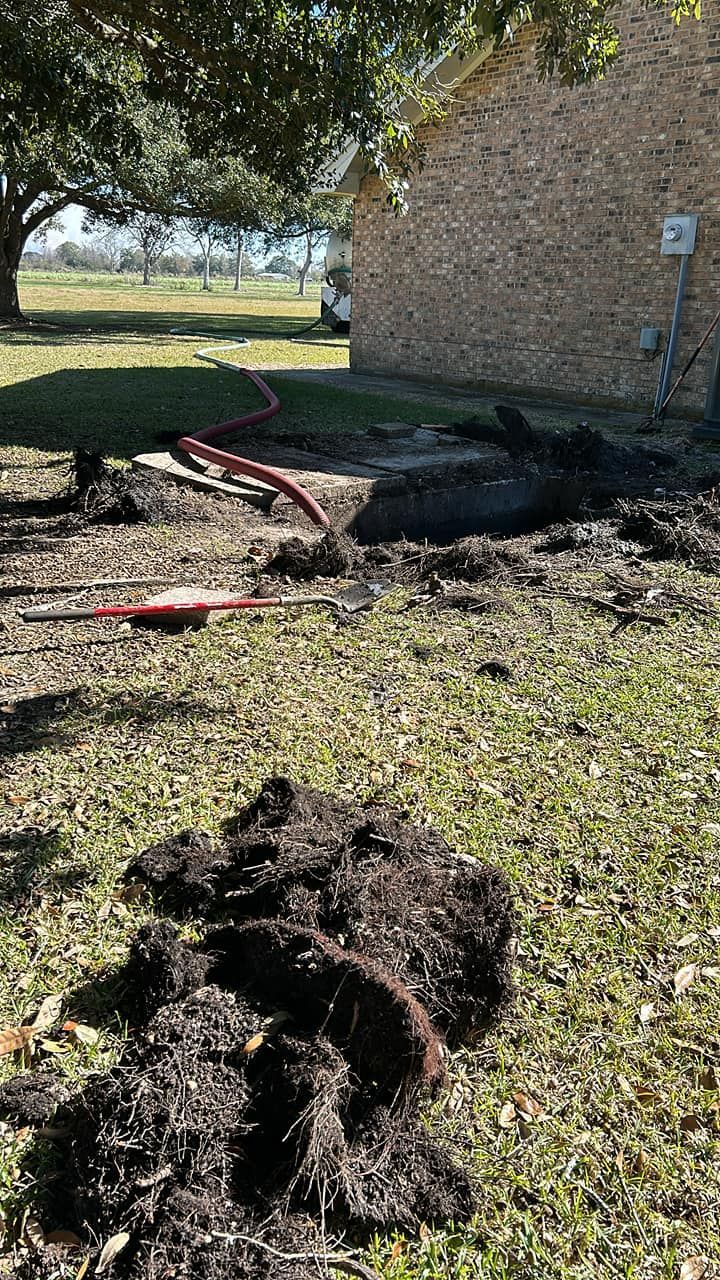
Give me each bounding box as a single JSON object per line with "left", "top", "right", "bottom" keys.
{"left": 1, "top": 279, "right": 719, "bottom": 1279}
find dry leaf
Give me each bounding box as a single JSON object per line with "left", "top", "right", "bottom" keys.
{"left": 676, "top": 933, "right": 699, "bottom": 948}
{"left": 32, "top": 994, "right": 63, "bottom": 1032}
{"left": 0, "top": 1026, "right": 35, "bottom": 1057}
{"left": 418, "top": 1223, "right": 432, "bottom": 1242}
{"left": 113, "top": 881, "right": 146, "bottom": 904}
{"left": 498, "top": 1101, "right": 516, "bottom": 1129}
{"left": 679, "top": 1257, "right": 710, "bottom": 1280}
{"left": 512, "top": 1090, "right": 545, "bottom": 1120}
{"left": 241, "top": 1032, "right": 265, "bottom": 1055}
{"left": 634, "top": 1083, "right": 661, "bottom": 1107}
{"left": 588, "top": 760, "right": 603, "bottom": 779}
{"left": 679, "top": 1114, "right": 702, "bottom": 1133}
{"left": 701, "top": 966, "right": 720, "bottom": 980}
{"left": 632, "top": 1148, "right": 649, "bottom": 1175}
{"left": 674, "top": 963, "right": 697, "bottom": 995}
{"left": 38, "top": 1039, "right": 70, "bottom": 1055}
{"left": 389, "top": 1240, "right": 406, "bottom": 1262}
{"left": 96, "top": 1232, "right": 131, "bottom": 1274}
{"left": 699, "top": 1065, "right": 718, "bottom": 1091}
{"left": 639, "top": 1002, "right": 656, "bottom": 1024}
{"left": 70, "top": 1024, "right": 99, "bottom": 1048}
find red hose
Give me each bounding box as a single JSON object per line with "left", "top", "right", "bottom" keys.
{"left": 177, "top": 364, "right": 331, "bottom": 527}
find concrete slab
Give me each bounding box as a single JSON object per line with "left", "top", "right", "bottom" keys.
{"left": 364, "top": 444, "right": 498, "bottom": 473}
{"left": 132, "top": 452, "right": 279, "bottom": 509}
{"left": 132, "top": 587, "right": 236, "bottom": 630}
{"left": 367, "top": 422, "right": 415, "bottom": 439}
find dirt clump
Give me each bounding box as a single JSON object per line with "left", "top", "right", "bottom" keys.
{"left": 132, "top": 776, "right": 515, "bottom": 1041}
{"left": 127, "top": 828, "right": 229, "bottom": 915}
{"left": 416, "top": 535, "right": 529, "bottom": 585}
{"left": 616, "top": 488, "right": 720, "bottom": 573}
{"left": 0, "top": 1072, "right": 70, "bottom": 1127}
{"left": 265, "top": 528, "right": 364, "bottom": 579}
{"left": 70, "top": 448, "right": 180, "bottom": 524}
{"left": 2, "top": 778, "right": 513, "bottom": 1279}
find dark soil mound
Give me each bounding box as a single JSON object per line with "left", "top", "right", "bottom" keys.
{"left": 536, "top": 519, "right": 641, "bottom": 558}
{"left": 70, "top": 449, "right": 179, "bottom": 524}
{"left": 417, "top": 535, "right": 528, "bottom": 585}
{"left": 128, "top": 828, "right": 230, "bottom": 914}
{"left": 617, "top": 489, "right": 720, "bottom": 573}
{"left": 265, "top": 530, "right": 527, "bottom": 590}
{"left": 538, "top": 423, "right": 677, "bottom": 474}
{"left": 131, "top": 777, "right": 514, "bottom": 1040}
{"left": 265, "top": 528, "right": 364, "bottom": 579}
{"left": 5, "top": 779, "right": 513, "bottom": 1279}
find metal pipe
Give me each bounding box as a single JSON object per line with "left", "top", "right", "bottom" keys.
{"left": 654, "top": 253, "right": 690, "bottom": 416}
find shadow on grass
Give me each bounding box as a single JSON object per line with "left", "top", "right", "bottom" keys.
{"left": 0, "top": 826, "right": 88, "bottom": 913}
{"left": 0, "top": 362, "right": 449, "bottom": 460}
{"left": 0, "top": 685, "right": 217, "bottom": 761}
{"left": 20, "top": 308, "right": 318, "bottom": 338}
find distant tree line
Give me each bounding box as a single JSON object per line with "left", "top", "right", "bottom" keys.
{"left": 20, "top": 238, "right": 327, "bottom": 285}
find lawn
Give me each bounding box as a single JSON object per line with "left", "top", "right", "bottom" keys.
{"left": 1, "top": 278, "right": 719, "bottom": 1280}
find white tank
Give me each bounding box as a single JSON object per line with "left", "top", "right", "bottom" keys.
{"left": 325, "top": 233, "right": 352, "bottom": 291}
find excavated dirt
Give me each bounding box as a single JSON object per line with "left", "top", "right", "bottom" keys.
{"left": 265, "top": 488, "right": 720, "bottom": 591}
{"left": 128, "top": 776, "right": 514, "bottom": 1039}
{"left": 266, "top": 531, "right": 531, "bottom": 588}
{"left": 5, "top": 779, "right": 514, "bottom": 1280}
{"left": 70, "top": 448, "right": 183, "bottom": 525}
{"left": 0, "top": 1073, "right": 70, "bottom": 1127}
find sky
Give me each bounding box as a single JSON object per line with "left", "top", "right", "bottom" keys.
{"left": 28, "top": 203, "right": 86, "bottom": 247}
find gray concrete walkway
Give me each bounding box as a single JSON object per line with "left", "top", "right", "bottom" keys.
{"left": 273, "top": 367, "right": 697, "bottom": 436}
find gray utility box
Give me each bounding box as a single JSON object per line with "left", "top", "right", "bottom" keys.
{"left": 640, "top": 326, "right": 660, "bottom": 351}
{"left": 661, "top": 214, "right": 699, "bottom": 255}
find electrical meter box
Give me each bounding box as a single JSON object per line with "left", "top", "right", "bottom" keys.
{"left": 661, "top": 214, "right": 699, "bottom": 255}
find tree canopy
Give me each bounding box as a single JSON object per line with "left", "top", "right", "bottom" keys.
{"left": 2, "top": 0, "right": 701, "bottom": 206}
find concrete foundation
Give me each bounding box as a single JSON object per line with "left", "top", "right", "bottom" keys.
{"left": 133, "top": 426, "right": 587, "bottom": 542}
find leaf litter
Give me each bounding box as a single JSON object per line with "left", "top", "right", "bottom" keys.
{"left": 0, "top": 778, "right": 515, "bottom": 1280}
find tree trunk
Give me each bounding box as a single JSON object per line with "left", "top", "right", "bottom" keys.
{"left": 233, "top": 231, "right": 243, "bottom": 291}
{"left": 142, "top": 249, "right": 151, "bottom": 286}
{"left": 296, "top": 230, "right": 312, "bottom": 297}
{"left": 0, "top": 217, "right": 24, "bottom": 320}
{"left": 201, "top": 249, "right": 211, "bottom": 291}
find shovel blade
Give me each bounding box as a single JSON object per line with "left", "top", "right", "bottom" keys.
{"left": 335, "top": 581, "right": 395, "bottom": 614}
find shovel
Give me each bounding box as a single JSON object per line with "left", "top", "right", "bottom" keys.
{"left": 21, "top": 581, "right": 394, "bottom": 626}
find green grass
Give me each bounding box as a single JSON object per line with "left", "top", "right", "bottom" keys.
{"left": 16, "top": 271, "right": 333, "bottom": 337}
{"left": 1, "top": 277, "right": 719, "bottom": 1279}
{"left": 0, "top": 275, "right": 475, "bottom": 462}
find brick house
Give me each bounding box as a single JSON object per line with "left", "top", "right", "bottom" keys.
{"left": 328, "top": 3, "right": 720, "bottom": 415}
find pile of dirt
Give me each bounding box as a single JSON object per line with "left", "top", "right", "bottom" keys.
{"left": 416, "top": 535, "right": 530, "bottom": 585}
{"left": 70, "top": 449, "right": 180, "bottom": 524}
{"left": 537, "top": 423, "right": 677, "bottom": 474}
{"left": 452, "top": 414, "right": 678, "bottom": 476}
{"left": 265, "top": 528, "right": 365, "bottom": 579}
{"left": 616, "top": 489, "right": 720, "bottom": 573}
{"left": 535, "top": 518, "right": 642, "bottom": 559}
{"left": 5, "top": 779, "right": 514, "bottom": 1280}
{"left": 266, "top": 530, "right": 529, "bottom": 590}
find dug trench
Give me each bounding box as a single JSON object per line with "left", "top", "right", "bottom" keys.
{"left": 0, "top": 778, "right": 515, "bottom": 1280}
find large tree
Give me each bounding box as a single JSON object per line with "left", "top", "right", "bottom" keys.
{"left": 264, "top": 197, "right": 353, "bottom": 297}
{"left": 0, "top": 3, "right": 148, "bottom": 318}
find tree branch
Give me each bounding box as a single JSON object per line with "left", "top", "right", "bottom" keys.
{"left": 22, "top": 197, "right": 74, "bottom": 239}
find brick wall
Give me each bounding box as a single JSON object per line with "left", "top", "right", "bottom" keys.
{"left": 350, "top": 3, "right": 720, "bottom": 414}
